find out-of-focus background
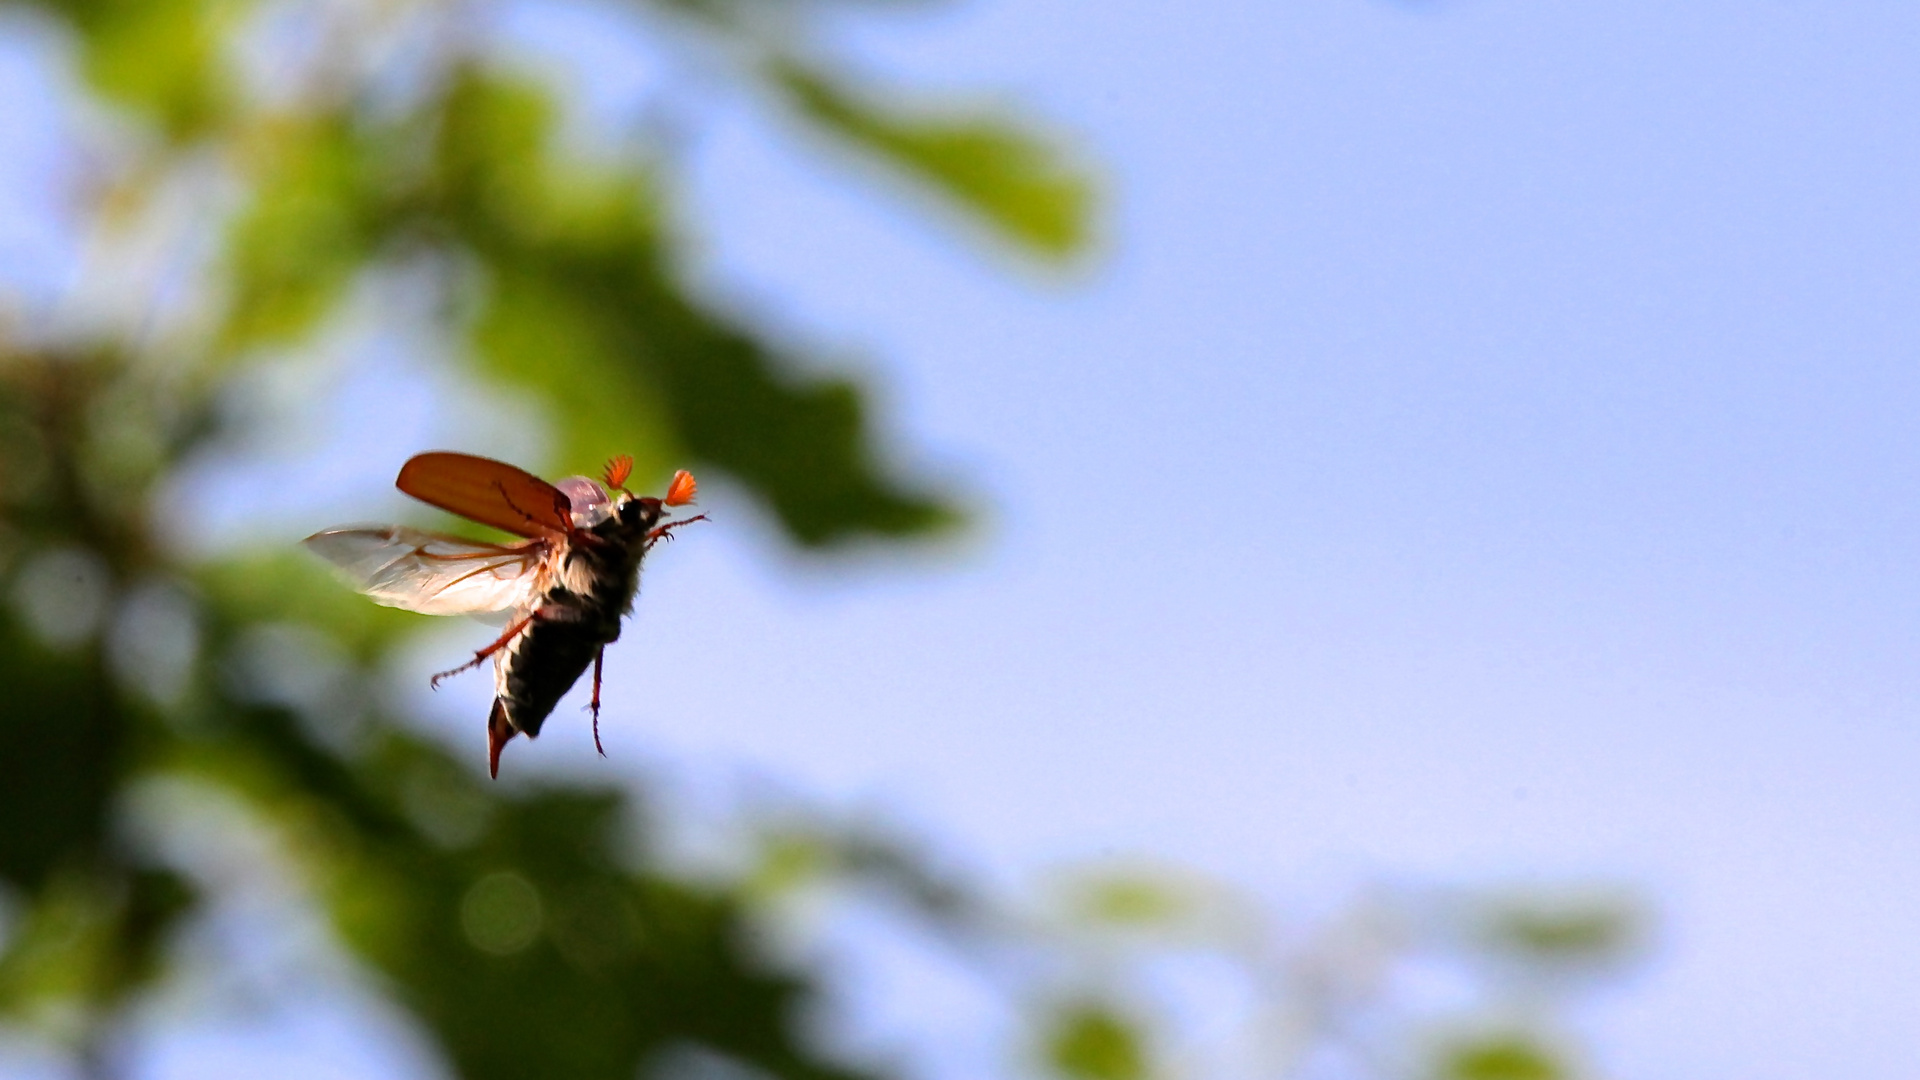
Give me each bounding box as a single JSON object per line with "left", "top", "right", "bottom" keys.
{"left": 3, "top": 1, "right": 1916, "bottom": 1078}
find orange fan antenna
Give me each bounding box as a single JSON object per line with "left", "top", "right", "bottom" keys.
{"left": 664, "top": 469, "right": 697, "bottom": 507}
{"left": 604, "top": 454, "right": 634, "bottom": 490}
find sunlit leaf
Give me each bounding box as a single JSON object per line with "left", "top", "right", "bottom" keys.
{"left": 58, "top": 0, "right": 235, "bottom": 138}
{"left": 471, "top": 266, "right": 681, "bottom": 485}
{"left": 0, "top": 872, "right": 121, "bottom": 1015}
{"left": 747, "top": 832, "right": 833, "bottom": 899}
{"left": 220, "top": 116, "right": 387, "bottom": 350}
{"left": 1474, "top": 889, "right": 1646, "bottom": 976}
{"left": 1067, "top": 872, "right": 1191, "bottom": 928}
{"left": 305, "top": 779, "right": 883, "bottom": 1080}
{"left": 1044, "top": 1003, "right": 1149, "bottom": 1080}
{"left": 774, "top": 60, "right": 1094, "bottom": 260}
{"left": 195, "top": 552, "right": 422, "bottom": 662}
{"left": 632, "top": 296, "right": 960, "bottom": 543}
{"left": 1435, "top": 1033, "right": 1565, "bottom": 1080}
{"left": 0, "top": 866, "right": 195, "bottom": 1018}
{"left": 438, "top": 70, "right": 959, "bottom": 544}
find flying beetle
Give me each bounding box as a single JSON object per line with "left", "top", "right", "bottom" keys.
{"left": 303, "top": 452, "right": 705, "bottom": 777}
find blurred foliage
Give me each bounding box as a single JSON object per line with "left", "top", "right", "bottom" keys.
{"left": 772, "top": 59, "right": 1094, "bottom": 258}
{"left": 1043, "top": 1003, "right": 1148, "bottom": 1080}
{"left": 0, "top": 0, "right": 1637, "bottom": 1078}
{"left": 1433, "top": 1035, "right": 1567, "bottom": 1080}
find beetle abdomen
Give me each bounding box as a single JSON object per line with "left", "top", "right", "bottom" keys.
{"left": 492, "top": 536, "right": 644, "bottom": 740}
{"left": 495, "top": 617, "right": 605, "bottom": 738}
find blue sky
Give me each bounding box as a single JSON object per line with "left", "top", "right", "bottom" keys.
{"left": 6, "top": 0, "right": 1920, "bottom": 1077}
{"left": 640, "top": 2, "right": 1920, "bottom": 1074}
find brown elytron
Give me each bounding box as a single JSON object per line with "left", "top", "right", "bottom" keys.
{"left": 304, "top": 452, "right": 704, "bottom": 776}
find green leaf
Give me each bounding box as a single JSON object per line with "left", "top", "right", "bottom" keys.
{"left": 470, "top": 265, "right": 681, "bottom": 486}
{"left": 634, "top": 295, "right": 961, "bottom": 543}
{"left": 0, "top": 864, "right": 197, "bottom": 1018}
{"left": 1476, "top": 890, "right": 1645, "bottom": 974}
{"left": 0, "top": 607, "right": 126, "bottom": 894}
{"left": 195, "top": 552, "right": 424, "bottom": 663}
{"left": 1436, "top": 1034, "right": 1566, "bottom": 1080}
{"left": 219, "top": 116, "right": 387, "bottom": 351}
{"left": 1070, "top": 873, "right": 1189, "bottom": 927}
{"left": 1044, "top": 1003, "right": 1149, "bottom": 1080}
{"left": 309, "top": 777, "right": 883, "bottom": 1080}
{"left": 773, "top": 60, "right": 1094, "bottom": 260}
{"left": 56, "top": 0, "right": 237, "bottom": 139}
{"left": 437, "top": 70, "right": 959, "bottom": 544}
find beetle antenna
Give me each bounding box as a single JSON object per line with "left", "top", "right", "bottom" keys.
{"left": 663, "top": 469, "right": 697, "bottom": 507}
{"left": 604, "top": 454, "right": 634, "bottom": 493}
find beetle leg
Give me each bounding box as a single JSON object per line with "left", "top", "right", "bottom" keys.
{"left": 646, "top": 513, "right": 709, "bottom": 550}
{"left": 590, "top": 646, "right": 606, "bottom": 757}
{"left": 430, "top": 610, "right": 538, "bottom": 688}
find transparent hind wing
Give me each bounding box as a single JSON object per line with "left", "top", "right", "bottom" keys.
{"left": 302, "top": 526, "right": 550, "bottom": 616}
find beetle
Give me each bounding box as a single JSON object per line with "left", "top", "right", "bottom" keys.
{"left": 303, "top": 451, "right": 704, "bottom": 776}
